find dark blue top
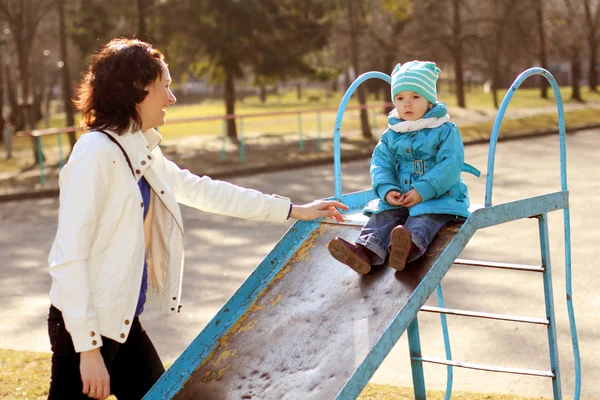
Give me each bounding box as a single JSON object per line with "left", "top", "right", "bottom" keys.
{"left": 135, "top": 177, "right": 151, "bottom": 316}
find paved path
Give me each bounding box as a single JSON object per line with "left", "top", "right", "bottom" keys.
{"left": 1, "top": 130, "right": 598, "bottom": 398}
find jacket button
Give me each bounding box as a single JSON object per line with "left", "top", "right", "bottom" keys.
{"left": 120, "top": 333, "right": 126, "bottom": 339}
{"left": 147, "top": 155, "right": 152, "bottom": 160}
{"left": 124, "top": 320, "right": 130, "bottom": 325}
{"left": 92, "top": 340, "right": 97, "bottom": 346}
{"left": 172, "top": 297, "right": 176, "bottom": 300}
{"left": 404, "top": 180, "right": 408, "bottom": 184}
{"left": 140, "top": 202, "right": 144, "bottom": 208}
{"left": 141, "top": 160, "right": 146, "bottom": 166}
{"left": 171, "top": 307, "right": 175, "bottom": 311}
{"left": 446, "top": 191, "right": 451, "bottom": 195}
{"left": 90, "top": 331, "right": 95, "bottom": 337}
{"left": 136, "top": 169, "right": 141, "bottom": 174}
{"left": 161, "top": 190, "right": 165, "bottom": 194}
{"left": 405, "top": 149, "right": 411, "bottom": 153}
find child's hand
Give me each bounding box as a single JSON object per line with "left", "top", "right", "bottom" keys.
{"left": 290, "top": 200, "right": 349, "bottom": 222}
{"left": 400, "top": 189, "right": 422, "bottom": 207}
{"left": 385, "top": 191, "right": 405, "bottom": 206}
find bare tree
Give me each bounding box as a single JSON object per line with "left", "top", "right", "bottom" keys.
{"left": 411, "top": 0, "right": 480, "bottom": 109}
{"left": 559, "top": 0, "right": 585, "bottom": 101}
{"left": 57, "top": 0, "right": 75, "bottom": 148}
{"left": 0, "top": 0, "right": 53, "bottom": 163}
{"left": 535, "top": 0, "right": 550, "bottom": 98}
{"left": 137, "top": 0, "right": 149, "bottom": 41}
{"left": 346, "top": 0, "right": 372, "bottom": 139}
{"left": 362, "top": 0, "right": 412, "bottom": 109}
{"left": 489, "top": 0, "right": 520, "bottom": 108}
{"left": 583, "top": 0, "right": 600, "bottom": 91}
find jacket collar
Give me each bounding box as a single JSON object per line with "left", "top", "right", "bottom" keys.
{"left": 388, "top": 101, "right": 448, "bottom": 124}
{"left": 101, "top": 128, "right": 163, "bottom": 180}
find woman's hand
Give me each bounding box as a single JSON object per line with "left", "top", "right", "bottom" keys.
{"left": 80, "top": 348, "right": 110, "bottom": 399}
{"left": 385, "top": 190, "right": 405, "bottom": 206}
{"left": 400, "top": 189, "right": 422, "bottom": 207}
{"left": 290, "top": 200, "right": 348, "bottom": 222}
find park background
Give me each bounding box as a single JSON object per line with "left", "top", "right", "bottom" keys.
{"left": 1, "top": 0, "right": 600, "bottom": 399}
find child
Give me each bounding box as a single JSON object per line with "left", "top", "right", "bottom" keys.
{"left": 328, "top": 60, "right": 470, "bottom": 275}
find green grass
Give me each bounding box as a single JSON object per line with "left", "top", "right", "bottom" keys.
{"left": 441, "top": 85, "right": 600, "bottom": 109}
{"left": 0, "top": 348, "right": 549, "bottom": 400}
{"left": 1, "top": 85, "right": 600, "bottom": 176}
{"left": 460, "top": 108, "right": 600, "bottom": 143}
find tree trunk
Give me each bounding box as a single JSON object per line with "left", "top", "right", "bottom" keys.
{"left": 259, "top": 85, "right": 266, "bottom": 103}
{"left": 137, "top": 0, "right": 148, "bottom": 41}
{"left": 16, "top": 41, "right": 43, "bottom": 163}
{"left": 0, "top": 49, "right": 4, "bottom": 146}
{"left": 58, "top": 0, "right": 76, "bottom": 148}
{"left": 347, "top": 0, "right": 371, "bottom": 139}
{"left": 535, "top": 0, "right": 549, "bottom": 98}
{"left": 571, "top": 52, "right": 583, "bottom": 101}
{"left": 452, "top": 0, "right": 466, "bottom": 108}
{"left": 583, "top": 0, "right": 599, "bottom": 92}
{"left": 224, "top": 65, "right": 238, "bottom": 143}
{"left": 588, "top": 40, "right": 598, "bottom": 92}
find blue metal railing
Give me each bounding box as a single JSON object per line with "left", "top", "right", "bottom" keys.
{"left": 485, "top": 67, "right": 580, "bottom": 399}
{"left": 333, "top": 72, "right": 391, "bottom": 199}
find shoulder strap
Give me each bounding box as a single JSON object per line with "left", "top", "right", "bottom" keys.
{"left": 97, "top": 129, "right": 135, "bottom": 177}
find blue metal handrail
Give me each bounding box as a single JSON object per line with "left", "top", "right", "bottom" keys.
{"left": 485, "top": 67, "right": 580, "bottom": 399}
{"left": 333, "top": 71, "right": 391, "bottom": 199}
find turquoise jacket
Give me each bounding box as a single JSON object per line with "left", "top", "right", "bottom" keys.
{"left": 364, "top": 103, "right": 471, "bottom": 218}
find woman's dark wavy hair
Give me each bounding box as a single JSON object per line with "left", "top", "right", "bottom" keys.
{"left": 75, "top": 38, "right": 165, "bottom": 135}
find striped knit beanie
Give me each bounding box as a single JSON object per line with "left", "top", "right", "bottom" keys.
{"left": 391, "top": 61, "right": 441, "bottom": 105}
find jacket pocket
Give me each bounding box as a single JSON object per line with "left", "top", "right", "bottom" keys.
{"left": 449, "top": 181, "right": 468, "bottom": 200}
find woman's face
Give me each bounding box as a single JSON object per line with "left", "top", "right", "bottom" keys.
{"left": 137, "top": 61, "right": 177, "bottom": 132}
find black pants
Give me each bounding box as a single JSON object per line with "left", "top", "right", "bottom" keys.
{"left": 47, "top": 305, "right": 165, "bottom": 400}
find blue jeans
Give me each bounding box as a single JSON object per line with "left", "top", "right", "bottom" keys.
{"left": 356, "top": 208, "right": 457, "bottom": 265}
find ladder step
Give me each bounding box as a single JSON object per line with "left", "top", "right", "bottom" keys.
{"left": 454, "top": 258, "right": 544, "bottom": 272}
{"left": 420, "top": 306, "right": 549, "bottom": 325}
{"left": 412, "top": 356, "right": 554, "bottom": 378}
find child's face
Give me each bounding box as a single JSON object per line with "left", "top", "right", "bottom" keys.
{"left": 393, "top": 91, "right": 431, "bottom": 121}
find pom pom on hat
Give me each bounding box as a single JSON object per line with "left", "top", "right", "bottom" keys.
{"left": 391, "top": 61, "right": 441, "bottom": 104}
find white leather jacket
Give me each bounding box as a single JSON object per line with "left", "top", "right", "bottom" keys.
{"left": 48, "top": 128, "right": 291, "bottom": 352}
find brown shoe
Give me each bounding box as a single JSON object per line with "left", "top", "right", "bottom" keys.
{"left": 389, "top": 226, "right": 413, "bottom": 271}
{"left": 328, "top": 237, "right": 372, "bottom": 275}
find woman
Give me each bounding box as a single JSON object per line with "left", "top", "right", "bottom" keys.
{"left": 47, "top": 38, "right": 346, "bottom": 400}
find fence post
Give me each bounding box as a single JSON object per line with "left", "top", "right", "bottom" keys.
{"left": 297, "top": 113, "right": 304, "bottom": 151}
{"left": 57, "top": 133, "right": 64, "bottom": 168}
{"left": 239, "top": 117, "right": 245, "bottom": 162}
{"left": 221, "top": 119, "right": 227, "bottom": 161}
{"left": 37, "top": 136, "right": 45, "bottom": 185}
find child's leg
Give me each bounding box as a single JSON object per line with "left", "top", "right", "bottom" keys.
{"left": 328, "top": 209, "right": 407, "bottom": 275}
{"left": 404, "top": 214, "right": 457, "bottom": 262}
{"left": 355, "top": 208, "right": 408, "bottom": 265}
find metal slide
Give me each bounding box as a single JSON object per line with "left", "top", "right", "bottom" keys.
{"left": 144, "top": 68, "right": 581, "bottom": 399}
{"left": 143, "top": 205, "right": 467, "bottom": 400}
